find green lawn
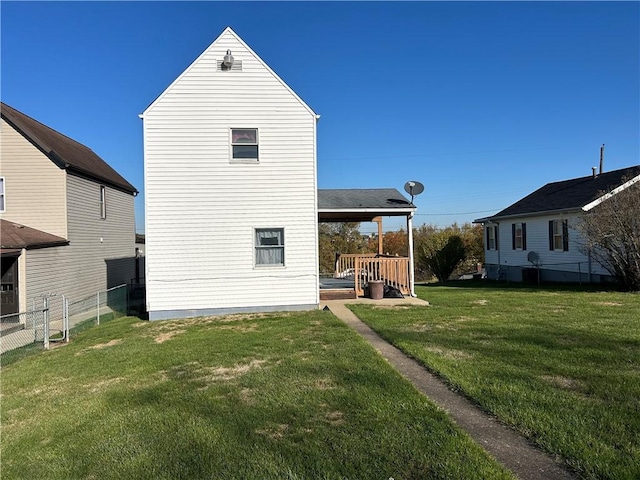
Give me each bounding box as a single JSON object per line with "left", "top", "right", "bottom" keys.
{"left": 1, "top": 310, "right": 512, "bottom": 480}
{"left": 349, "top": 283, "right": 640, "bottom": 480}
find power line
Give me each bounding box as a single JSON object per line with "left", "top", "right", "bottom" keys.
{"left": 415, "top": 209, "right": 498, "bottom": 216}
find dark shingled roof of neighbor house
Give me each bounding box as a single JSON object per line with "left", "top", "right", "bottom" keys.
{"left": 1, "top": 102, "right": 137, "bottom": 195}
{"left": 480, "top": 165, "right": 640, "bottom": 221}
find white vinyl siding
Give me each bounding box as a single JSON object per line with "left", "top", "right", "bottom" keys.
{"left": 143, "top": 29, "right": 318, "bottom": 316}
{"left": 487, "top": 215, "right": 610, "bottom": 278}
{"left": 0, "top": 119, "right": 67, "bottom": 237}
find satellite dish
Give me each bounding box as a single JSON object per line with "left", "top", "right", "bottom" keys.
{"left": 404, "top": 181, "right": 424, "bottom": 205}
{"left": 527, "top": 251, "right": 540, "bottom": 266}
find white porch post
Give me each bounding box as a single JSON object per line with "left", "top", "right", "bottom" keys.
{"left": 407, "top": 213, "right": 416, "bottom": 297}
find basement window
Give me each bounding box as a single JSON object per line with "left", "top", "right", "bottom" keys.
{"left": 231, "top": 129, "right": 259, "bottom": 163}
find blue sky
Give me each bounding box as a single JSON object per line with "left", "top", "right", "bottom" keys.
{"left": 2, "top": 1, "right": 638, "bottom": 234}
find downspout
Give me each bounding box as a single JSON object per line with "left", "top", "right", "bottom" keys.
{"left": 407, "top": 212, "right": 416, "bottom": 297}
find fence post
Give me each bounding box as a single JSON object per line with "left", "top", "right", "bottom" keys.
{"left": 43, "top": 298, "right": 50, "bottom": 350}
{"left": 97, "top": 291, "right": 100, "bottom": 326}
{"left": 578, "top": 263, "right": 582, "bottom": 286}
{"left": 64, "top": 296, "right": 69, "bottom": 343}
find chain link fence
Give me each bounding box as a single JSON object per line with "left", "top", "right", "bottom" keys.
{"left": 1, "top": 284, "right": 131, "bottom": 363}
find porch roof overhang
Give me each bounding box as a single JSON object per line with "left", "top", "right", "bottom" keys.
{"left": 318, "top": 188, "right": 416, "bottom": 222}
{"left": 0, "top": 219, "right": 69, "bottom": 250}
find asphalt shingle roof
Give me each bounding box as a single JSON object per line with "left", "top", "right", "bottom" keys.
{"left": 318, "top": 188, "right": 413, "bottom": 210}
{"left": 1, "top": 102, "right": 137, "bottom": 194}
{"left": 488, "top": 165, "right": 640, "bottom": 220}
{"left": 0, "top": 219, "right": 69, "bottom": 250}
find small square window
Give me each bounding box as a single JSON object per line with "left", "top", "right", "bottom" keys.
{"left": 255, "top": 228, "right": 284, "bottom": 266}
{"left": 231, "top": 129, "right": 258, "bottom": 162}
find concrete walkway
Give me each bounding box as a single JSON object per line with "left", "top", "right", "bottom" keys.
{"left": 322, "top": 298, "right": 575, "bottom": 480}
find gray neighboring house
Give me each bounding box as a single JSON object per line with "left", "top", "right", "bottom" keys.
{"left": 1, "top": 102, "right": 138, "bottom": 315}
{"left": 474, "top": 165, "right": 640, "bottom": 284}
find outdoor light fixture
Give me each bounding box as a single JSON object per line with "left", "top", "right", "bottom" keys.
{"left": 223, "top": 49, "right": 234, "bottom": 68}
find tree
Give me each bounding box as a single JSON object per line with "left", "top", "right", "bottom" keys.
{"left": 416, "top": 230, "right": 466, "bottom": 282}
{"left": 367, "top": 229, "right": 408, "bottom": 256}
{"left": 318, "top": 222, "right": 369, "bottom": 275}
{"left": 576, "top": 180, "right": 640, "bottom": 291}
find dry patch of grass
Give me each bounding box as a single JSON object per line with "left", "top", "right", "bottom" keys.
{"left": 595, "top": 301, "right": 623, "bottom": 307}
{"left": 163, "top": 359, "right": 268, "bottom": 389}
{"left": 325, "top": 410, "right": 345, "bottom": 426}
{"left": 154, "top": 330, "right": 186, "bottom": 343}
{"left": 255, "top": 423, "right": 290, "bottom": 440}
{"left": 425, "top": 345, "right": 473, "bottom": 360}
{"left": 372, "top": 305, "right": 412, "bottom": 310}
{"left": 471, "top": 299, "right": 488, "bottom": 305}
{"left": 88, "top": 339, "right": 122, "bottom": 350}
{"left": 217, "top": 323, "right": 259, "bottom": 333}
{"left": 82, "top": 377, "right": 125, "bottom": 393}
{"left": 539, "top": 375, "right": 585, "bottom": 392}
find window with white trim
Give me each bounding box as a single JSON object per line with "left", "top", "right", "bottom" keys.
{"left": 100, "top": 185, "right": 106, "bottom": 219}
{"left": 0, "top": 177, "right": 5, "bottom": 212}
{"left": 231, "top": 128, "right": 259, "bottom": 162}
{"left": 255, "top": 228, "right": 284, "bottom": 266}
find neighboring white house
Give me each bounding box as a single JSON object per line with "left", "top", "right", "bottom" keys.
{"left": 141, "top": 27, "right": 320, "bottom": 320}
{"left": 0, "top": 102, "right": 138, "bottom": 315}
{"left": 474, "top": 165, "right": 640, "bottom": 284}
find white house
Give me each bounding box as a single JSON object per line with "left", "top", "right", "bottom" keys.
{"left": 141, "top": 27, "right": 320, "bottom": 320}
{"left": 474, "top": 165, "right": 640, "bottom": 284}
{"left": 0, "top": 102, "right": 138, "bottom": 316}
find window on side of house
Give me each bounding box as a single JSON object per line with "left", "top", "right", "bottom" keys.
{"left": 549, "top": 220, "right": 569, "bottom": 251}
{"left": 0, "top": 177, "right": 5, "bottom": 213}
{"left": 231, "top": 128, "right": 259, "bottom": 163}
{"left": 486, "top": 226, "right": 496, "bottom": 250}
{"left": 100, "top": 185, "right": 106, "bottom": 219}
{"left": 512, "top": 222, "right": 526, "bottom": 250}
{"left": 255, "top": 228, "right": 284, "bottom": 266}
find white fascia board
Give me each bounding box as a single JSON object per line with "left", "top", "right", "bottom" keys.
{"left": 582, "top": 174, "right": 640, "bottom": 212}
{"left": 319, "top": 207, "right": 416, "bottom": 216}
{"left": 141, "top": 27, "right": 318, "bottom": 119}
{"left": 478, "top": 207, "right": 583, "bottom": 223}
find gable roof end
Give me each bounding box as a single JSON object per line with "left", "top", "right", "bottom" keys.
{"left": 141, "top": 26, "right": 317, "bottom": 118}
{"left": 1, "top": 102, "right": 137, "bottom": 195}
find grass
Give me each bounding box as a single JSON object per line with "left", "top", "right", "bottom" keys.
{"left": 1, "top": 310, "right": 513, "bottom": 480}
{"left": 349, "top": 282, "right": 640, "bottom": 480}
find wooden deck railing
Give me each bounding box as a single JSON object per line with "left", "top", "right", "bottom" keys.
{"left": 334, "top": 253, "right": 378, "bottom": 278}
{"left": 335, "top": 254, "right": 411, "bottom": 297}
